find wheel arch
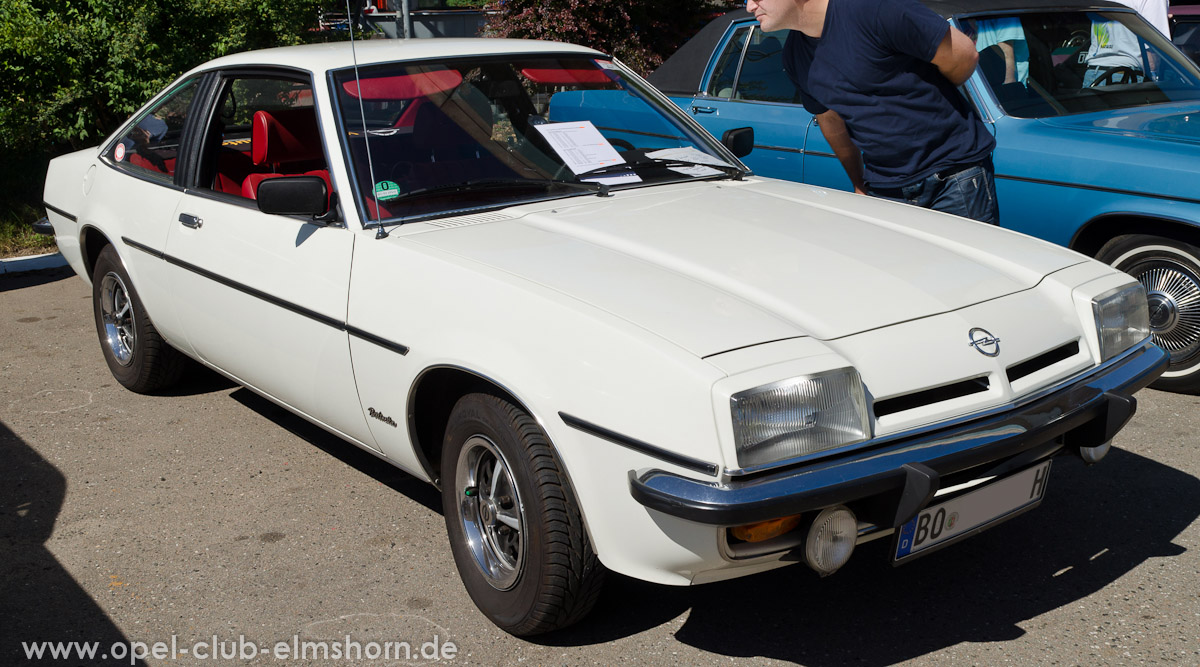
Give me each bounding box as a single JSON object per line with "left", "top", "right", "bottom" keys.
{"left": 80, "top": 225, "right": 115, "bottom": 281}
{"left": 1071, "top": 213, "right": 1200, "bottom": 258}
{"left": 407, "top": 365, "right": 574, "bottom": 495}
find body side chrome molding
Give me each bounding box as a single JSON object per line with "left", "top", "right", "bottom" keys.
{"left": 122, "top": 236, "right": 165, "bottom": 259}
{"left": 120, "top": 236, "right": 408, "bottom": 355}
{"left": 345, "top": 325, "right": 410, "bottom": 355}
{"left": 996, "top": 173, "right": 1200, "bottom": 207}
{"left": 42, "top": 202, "right": 78, "bottom": 223}
{"left": 559, "top": 412, "right": 720, "bottom": 477}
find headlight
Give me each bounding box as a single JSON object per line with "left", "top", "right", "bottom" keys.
{"left": 1093, "top": 282, "right": 1150, "bottom": 362}
{"left": 730, "top": 368, "right": 871, "bottom": 469}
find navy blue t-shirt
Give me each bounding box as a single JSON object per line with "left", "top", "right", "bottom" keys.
{"left": 783, "top": 0, "right": 995, "bottom": 188}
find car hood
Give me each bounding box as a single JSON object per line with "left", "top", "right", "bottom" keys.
{"left": 1037, "top": 103, "right": 1200, "bottom": 146}
{"left": 410, "top": 180, "right": 1086, "bottom": 357}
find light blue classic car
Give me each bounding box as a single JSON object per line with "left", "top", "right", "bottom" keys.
{"left": 650, "top": 1, "right": 1200, "bottom": 392}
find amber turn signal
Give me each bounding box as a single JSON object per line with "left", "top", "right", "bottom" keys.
{"left": 730, "top": 514, "right": 804, "bottom": 543}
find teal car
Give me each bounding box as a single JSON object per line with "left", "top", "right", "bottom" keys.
{"left": 651, "top": 2, "right": 1200, "bottom": 392}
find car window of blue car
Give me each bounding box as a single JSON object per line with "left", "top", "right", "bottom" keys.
{"left": 1171, "top": 15, "right": 1200, "bottom": 64}
{"left": 705, "top": 25, "right": 797, "bottom": 104}
{"left": 735, "top": 29, "right": 800, "bottom": 103}
{"left": 971, "top": 10, "right": 1200, "bottom": 118}
{"left": 706, "top": 25, "right": 751, "bottom": 98}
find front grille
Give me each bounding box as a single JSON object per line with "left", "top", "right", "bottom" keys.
{"left": 1006, "top": 341, "right": 1080, "bottom": 384}
{"left": 873, "top": 376, "right": 991, "bottom": 419}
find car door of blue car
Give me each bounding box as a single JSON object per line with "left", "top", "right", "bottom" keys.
{"left": 676, "top": 22, "right": 829, "bottom": 184}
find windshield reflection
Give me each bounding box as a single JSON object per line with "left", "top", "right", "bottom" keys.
{"left": 332, "top": 55, "right": 738, "bottom": 224}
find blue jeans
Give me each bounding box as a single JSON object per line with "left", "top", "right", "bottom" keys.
{"left": 868, "top": 161, "right": 999, "bottom": 225}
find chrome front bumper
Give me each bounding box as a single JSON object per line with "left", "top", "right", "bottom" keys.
{"left": 631, "top": 342, "right": 1168, "bottom": 529}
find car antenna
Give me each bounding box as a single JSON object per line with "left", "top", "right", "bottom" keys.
{"left": 345, "top": 0, "right": 390, "bottom": 239}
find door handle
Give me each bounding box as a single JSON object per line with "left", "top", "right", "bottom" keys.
{"left": 691, "top": 105, "right": 718, "bottom": 115}
{"left": 179, "top": 213, "right": 203, "bottom": 229}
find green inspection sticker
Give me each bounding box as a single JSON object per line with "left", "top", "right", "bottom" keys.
{"left": 374, "top": 180, "right": 401, "bottom": 202}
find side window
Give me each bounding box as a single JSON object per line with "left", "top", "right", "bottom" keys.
{"left": 197, "top": 75, "right": 330, "bottom": 202}
{"left": 706, "top": 25, "right": 752, "bottom": 98}
{"left": 109, "top": 78, "right": 198, "bottom": 181}
{"left": 735, "top": 28, "right": 797, "bottom": 103}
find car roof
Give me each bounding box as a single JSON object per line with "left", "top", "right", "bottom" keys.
{"left": 184, "top": 38, "right": 603, "bottom": 78}
{"left": 648, "top": 1, "right": 1130, "bottom": 96}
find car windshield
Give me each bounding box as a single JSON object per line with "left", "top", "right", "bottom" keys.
{"left": 1173, "top": 11, "right": 1200, "bottom": 64}
{"left": 962, "top": 10, "right": 1200, "bottom": 118}
{"left": 331, "top": 54, "right": 741, "bottom": 224}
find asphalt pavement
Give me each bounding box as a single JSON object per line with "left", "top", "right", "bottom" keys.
{"left": 2, "top": 266, "right": 1198, "bottom": 666}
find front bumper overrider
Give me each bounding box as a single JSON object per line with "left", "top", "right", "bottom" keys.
{"left": 630, "top": 341, "right": 1168, "bottom": 529}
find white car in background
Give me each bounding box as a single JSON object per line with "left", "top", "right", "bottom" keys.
{"left": 40, "top": 38, "right": 1165, "bottom": 635}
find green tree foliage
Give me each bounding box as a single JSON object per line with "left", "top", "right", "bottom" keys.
{"left": 0, "top": 0, "right": 326, "bottom": 232}
{"left": 0, "top": 0, "right": 323, "bottom": 153}
{"left": 483, "top": 0, "right": 740, "bottom": 76}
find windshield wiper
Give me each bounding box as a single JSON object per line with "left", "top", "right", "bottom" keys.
{"left": 393, "top": 178, "right": 609, "bottom": 201}
{"left": 575, "top": 156, "right": 743, "bottom": 181}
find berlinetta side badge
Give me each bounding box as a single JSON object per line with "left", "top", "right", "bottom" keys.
{"left": 368, "top": 407, "right": 399, "bottom": 427}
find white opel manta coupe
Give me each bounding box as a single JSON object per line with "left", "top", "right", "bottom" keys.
{"left": 39, "top": 38, "right": 1166, "bottom": 635}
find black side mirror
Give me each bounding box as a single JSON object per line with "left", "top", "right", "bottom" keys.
{"left": 256, "top": 176, "right": 329, "bottom": 219}
{"left": 721, "top": 127, "right": 754, "bottom": 158}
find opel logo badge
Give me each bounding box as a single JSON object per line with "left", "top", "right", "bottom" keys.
{"left": 968, "top": 327, "right": 1001, "bottom": 357}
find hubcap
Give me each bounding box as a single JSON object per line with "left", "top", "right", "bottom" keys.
{"left": 100, "top": 272, "right": 137, "bottom": 367}
{"left": 1146, "top": 291, "right": 1178, "bottom": 332}
{"left": 1131, "top": 264, "right": 1200, "bottom": 359}
{"left": 456, "top": 435, "right": 524, "bottom": 590}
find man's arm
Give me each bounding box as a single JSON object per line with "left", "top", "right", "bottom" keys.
{"left": 931, "top": 26, "right": 980, "bottom": 85}
{"left": 997, "top": 41, "right": 1017, "bottom": 84}
{"left": 816, "top": 109, "right": 866, "bottom": 194}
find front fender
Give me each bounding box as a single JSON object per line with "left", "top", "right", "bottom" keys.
{"left": 346, "top": 232, "right": 732, "bottom": 583}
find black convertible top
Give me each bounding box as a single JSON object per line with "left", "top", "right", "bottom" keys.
{"left": 647, "top": 0, "right": 1128, "bottom": 95}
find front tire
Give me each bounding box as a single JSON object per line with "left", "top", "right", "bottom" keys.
{"left": 1098, "top": 234, "right": 1200, "bottom": 393}
{"left": 92, "top": 244, "right": 185, "bottom": 393}
{"left": 441, "top": 393, "right": 604, "bottom": 636}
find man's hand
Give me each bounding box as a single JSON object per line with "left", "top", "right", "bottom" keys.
{"left": 932, "top": 26, "right": 980, "bottom": 86}
{"left": 816, "top": 110, "right": 866, "bottom": 194}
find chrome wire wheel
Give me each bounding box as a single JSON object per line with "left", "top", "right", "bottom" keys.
{"left": 99, "top": 271, "right": 138, "bottom": 367}
{"left": 456, "top": 434, "right": 525, "bottom": 591}
{"left": 1126, "top": 258, "right": 1200, "bottom": 365}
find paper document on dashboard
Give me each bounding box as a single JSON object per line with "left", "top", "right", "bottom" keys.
{"left": 534, "top": 121, "right": 626, "bottom": 175}
{"left": 647, "top": 147, "right": 733, "bottom": 168}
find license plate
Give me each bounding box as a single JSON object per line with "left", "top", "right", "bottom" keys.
{"left": 894, "top": 460, "right": 1052, "bottom": 562}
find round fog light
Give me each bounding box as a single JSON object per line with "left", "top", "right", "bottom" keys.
{"left": 805, "top": 506, "right": 857, "bottom": 576}
{"left": 1079, "top": 440, "right": 1111, "bottom": 464}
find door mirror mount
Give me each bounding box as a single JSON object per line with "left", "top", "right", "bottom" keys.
{"left": 721, "top": 127, "right": 754, "bottom": 158}
{"left": 256, "top": 176, "right": 333, "bottom": 225}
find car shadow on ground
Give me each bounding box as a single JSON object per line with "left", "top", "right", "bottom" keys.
{"left": 540, "top": 449, "right": 1198, "bottom": 664}
{"left": 0, "top": 421, "right": 146, "bottom": 666}
{"left": 200, "top": 384, "right": 1198, "bottom": 663}
{"left": 153, "top": 363, "right": 239, "bottom": 397}
{"left": 0, "top": 266, "right": 73, "bottom": 294}
{"left": 228, "top": 388, "right": 443, "bottom": 514}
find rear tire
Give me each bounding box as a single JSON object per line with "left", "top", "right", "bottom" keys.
{"left": 441, "top": 393, "right": 604, "bottom": 636}
{"left": 1098, "top": 234, "right": 1200, "bottom": 393}
{"left": 92, "top": 244, "right": 185, "bottom": 393}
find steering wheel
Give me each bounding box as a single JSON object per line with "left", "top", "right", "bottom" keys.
{"left": 1090, "top": 66, "right": 1145, "bottom": 87}
{"left": 1062, "top": 31, "right": 1089, "bottom": 50}
{"left": 608, "top": 138, "right": 635, "bottom": 151}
